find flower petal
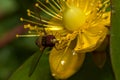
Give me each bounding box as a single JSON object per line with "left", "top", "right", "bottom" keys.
{"left": 74, "top": 25, "right": 108, "bottom": 53}
{"left": 49, "top": 45, "right": 85, "bottom": 79}
{"left": 102, "top": 12, "right": 111, "bottom": 26}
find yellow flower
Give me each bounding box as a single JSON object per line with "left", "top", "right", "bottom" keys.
{"left": 19, "top": 0, "right": 110, "bottom": 79}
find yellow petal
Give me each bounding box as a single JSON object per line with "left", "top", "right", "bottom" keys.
{"left": 102, "top": 12, "right": 111, "bottom": 26}
{"left": 74, "top": 25, "right": 108, "bottom": 53}
{"left": 49, "top": 47, "right": 85, "bottom": 79}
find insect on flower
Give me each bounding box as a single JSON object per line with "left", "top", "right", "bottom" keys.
{"left": 17, "top": 0, "right": 111, "bottom": 79}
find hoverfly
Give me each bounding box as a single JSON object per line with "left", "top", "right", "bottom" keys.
{"left": 17, "top": 9, "right": 59, "bottom": 77}
{"left": 23, "top": 19, "right": 60, "bottom": 77}
{"left": 29, "top": 34, "right": 58, "bottom": 77}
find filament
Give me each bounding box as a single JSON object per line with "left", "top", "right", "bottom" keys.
{"left": 16, "top": 34, "right": 40, "bottom": 37}
{"left": 35, "top": 3, "right": 61, "bottom": 20}
{"left": 37, "top": 0, "right": 62, "bottom": 19}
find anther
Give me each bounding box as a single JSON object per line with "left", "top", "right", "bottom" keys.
{"left": 27, "top": 9, "right": 30, "bottom": 13}
{"left": 35, "top": 3, "right": 39, "bottom": 7}
{"left": 46, "top": 0, "right": 49, "bottom": 3}
{"left": 27, "top": 13, "right": 31, "bottom": 16}
{"left": 20, "top": 17, "right": 24, "bottom": 21}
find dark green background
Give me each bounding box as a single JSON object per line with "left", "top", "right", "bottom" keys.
{"left": 0, "top": 0, "right": 119, "bottom": 80}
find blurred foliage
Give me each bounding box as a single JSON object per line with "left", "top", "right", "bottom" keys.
{"left": 0, "top": 0, "right": 38, "bottom": 80}
{"left": 111, "top": 0, "right": 120, "bottom": 80}
{"left": 0, "top": 0, "right": 119, "bottom": 80}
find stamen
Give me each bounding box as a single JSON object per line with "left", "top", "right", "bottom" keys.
{"left": 46, "top": 0, "right": 60, "bottom": 13}
{"left": 76, "top": 0, "right": 80, "bottom": 7}
{"left": 59, "top": 0, "right": 69, "bottom": 9}
{"left": 20, "top": 17, "right": 42, "bottom": 26}
{"left": 46, "top": 26, "right": 63, "bottom": 31}
{"left": 35, "top": 3, "right": 61, "bottom": 20}
{"left": 46, "top": 0, "right": 49, "bottom": 3}
{"left": 103, "top": 0, "right": 110, "bottom": 5}
{"left": 83, "top": 0, "right": 89, "bottom": 12}
{"left": 24, "top": 24, "right": 38, "bottom": 30}
{"left": 87, "top": 0, "right": 110, "bottom": 25}
{"left": 101, "top": 3, "right": 110, "bottom": 12}
{"left": 52, "top": 0, "right": 62, "bottom": 11}
{"left": 73, "top": 0, "right": 80, "bottom": 6}
{"left": 39, "top": 17, "right": 61, "bottom": 26}
{"left": 27, "top": 12, "right": 41, "bottom": 21}
{"left": 26, "top": 9, "right": 58, "bottom": 25}
{"left": 27, "top": 9, "right": 42, "bottom": 21}
{"left": 94, "top": 0, "right": 110, "bottom": 21}
{"left": 27, "top": 9, "right": 34, "bottom": 14}
{"left": 37, "top": 0, "right": 62, "bottom": 19}
{"left": 16, "top": 34, "right": 40, "bottom": 38}
{"left": 23, "top": 23, "right": 62, "bottom": 31}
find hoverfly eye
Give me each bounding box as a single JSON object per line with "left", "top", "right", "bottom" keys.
{"left": 42, "top": 35, "right": 56, "bottom": 47}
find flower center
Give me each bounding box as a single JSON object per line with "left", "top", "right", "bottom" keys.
{"left": 63, "top": 7, "right": 86, "bottom": 32}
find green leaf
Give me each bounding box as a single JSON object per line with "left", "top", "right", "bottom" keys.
{"left": 29, "top": 47, "right": 52, "bottom": 76}
{"left": 9, "top": 49, "right": 54, "bottom": 80}
{"left": 111, "top": 0, "right": 120, "bottom": 80}
{"left": 9, "top": 52, "right": 114, "bottom": 80}
{"left": 28, "top": 50, "right": 43, "bottom": 77}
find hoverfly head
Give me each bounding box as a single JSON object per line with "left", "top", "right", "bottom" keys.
{"left": 35, "top": 35, "right": 57, "bottom": 49}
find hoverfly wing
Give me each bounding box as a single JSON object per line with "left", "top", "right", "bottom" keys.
{"left": 29, "top": 47, "right": 52, "bottom": 77}
{"left": 29, "top": 50, "right": 43, "bottom": 77}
